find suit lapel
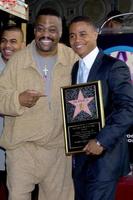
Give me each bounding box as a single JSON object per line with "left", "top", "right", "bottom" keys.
{"left": 72, "top": 50, "right": 104, "bottom": 84}
{"left": 72, "top": 61, "right": 79, "bottom": 84}
{"left": 87, "top": 50, "right": 104, "bottom": 82}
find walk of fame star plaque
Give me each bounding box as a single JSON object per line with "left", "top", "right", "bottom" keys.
{"left": 61, "top": 80, "right": 105, "bottom": 155}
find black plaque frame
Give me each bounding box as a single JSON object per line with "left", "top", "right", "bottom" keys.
{"left": 61, "top": 81, "right": 105, "bottom": 155}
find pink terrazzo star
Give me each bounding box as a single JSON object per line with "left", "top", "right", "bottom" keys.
{"left": 68, "top": 90, "right": 94, "bottom": 119}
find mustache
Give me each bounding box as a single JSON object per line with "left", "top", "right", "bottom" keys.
{"left": 39, "top": 37, "right": 54, "bottom": 42}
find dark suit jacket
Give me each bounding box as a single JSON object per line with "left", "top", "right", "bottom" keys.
{"left": 72, "top": 50, "right": 133, "bottom": 181}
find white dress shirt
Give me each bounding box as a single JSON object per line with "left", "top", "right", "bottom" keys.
{"left": 77, "top": 47, "right": 99, "bottom": 84}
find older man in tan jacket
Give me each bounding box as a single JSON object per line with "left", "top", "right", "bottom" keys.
{"left": 0, "top": 8, "right": 78, "bottom": 200}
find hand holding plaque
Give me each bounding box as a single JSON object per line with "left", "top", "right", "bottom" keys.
{"left": 61, "top": 80, "right": 105, "bottom": 155}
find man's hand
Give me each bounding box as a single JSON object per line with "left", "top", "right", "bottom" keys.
{"left": 19, "top": 89, "right": 45, "bottom": 108}
{"left": 83, "top": 139, "right": 104, "bottom": 155}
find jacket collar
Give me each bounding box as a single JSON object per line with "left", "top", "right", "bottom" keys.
{"left": 23, "top": 41, "right": 68, "bottom": 69}
{"left": 72, "top": 49, "right": 104, "bottom": 84}
{"left": 87, "top": 49, "right": 104, "bottom": 81}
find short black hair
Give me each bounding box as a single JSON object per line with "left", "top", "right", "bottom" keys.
{"left": 69, "top": 16, "right": 97, "bottom": 30}
{"left": 106, "top": 10, "right": 124, "bottom": 23}
{"left": 36, "top": 7, "right": 61, "bottom": 19}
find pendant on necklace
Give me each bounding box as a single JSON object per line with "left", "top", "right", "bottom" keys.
{"left": 43, "top": 64, "right": 48, "bottom": 78}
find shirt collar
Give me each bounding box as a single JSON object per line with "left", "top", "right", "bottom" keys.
{"left": 30, "top": 41, "right": 69, "bottom": 67}
{"left": 82, "top": 47, "right": 99, "bottom": 69}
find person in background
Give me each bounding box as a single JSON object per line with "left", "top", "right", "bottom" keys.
{"left": 103, "top": 10, "right": 123, "bottom": 33}
{"left": 0, "top": 8, "right": 78, "bottom": 200}
{"left": 0, "top": 25, "right": 25, "bottom": 67}
{"left": 69, "top": 16, "right": 133, "bottom": 200}
{"left": 0, "top": 25, "right": 25, "bottom": 195}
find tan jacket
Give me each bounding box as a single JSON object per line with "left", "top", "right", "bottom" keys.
{"left": 0, "top": 41, "right": 78, "bottom": 150}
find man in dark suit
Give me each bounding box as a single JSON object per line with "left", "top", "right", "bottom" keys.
{"left": 69, "top": 16, "right": 133, "bottom": 200}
